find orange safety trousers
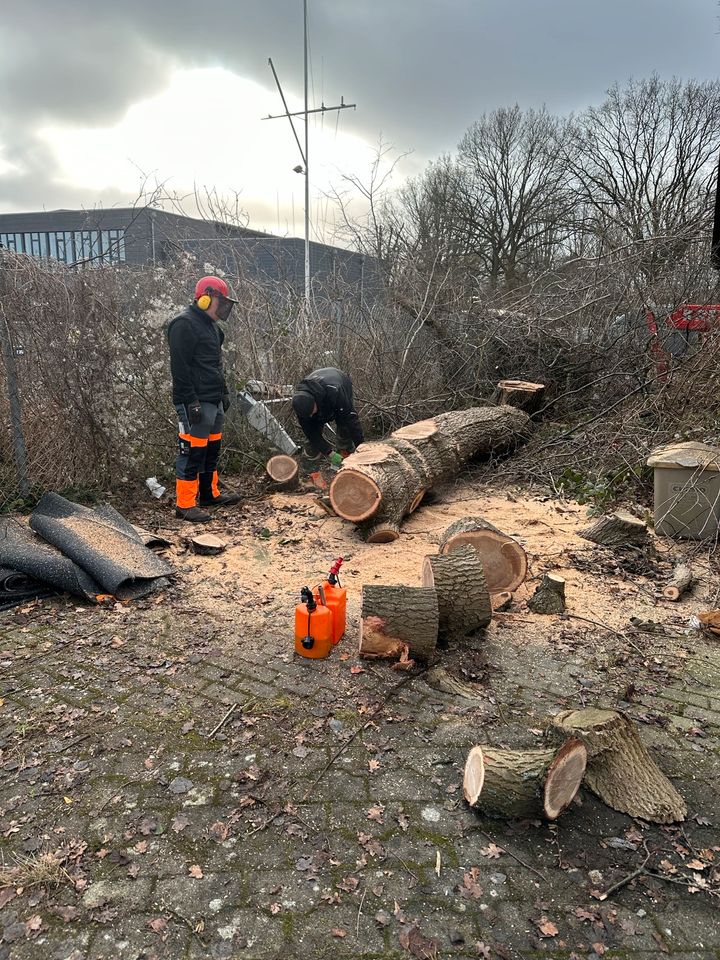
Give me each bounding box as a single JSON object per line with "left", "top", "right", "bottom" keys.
{"left": 174, "top": 402, "right": 225, "bottom": 508}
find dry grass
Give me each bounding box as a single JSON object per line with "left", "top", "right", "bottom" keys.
{"left": 0, "top": 851, "right": 72, "bottom": 890}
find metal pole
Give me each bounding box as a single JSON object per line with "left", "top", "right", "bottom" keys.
{"left": 303, "top": 0, "right": 310, "bottom": 307}
{"left": 0, "top": 308, "right": 30, "bottom": 499}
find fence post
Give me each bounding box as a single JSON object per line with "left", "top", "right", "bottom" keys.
{"left": 0, "top": 307, "right": 30, "bottom": 499}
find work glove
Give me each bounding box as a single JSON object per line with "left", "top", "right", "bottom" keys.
{"left": 188, "top": 401, "right": 203, "bottom": 425}
{"left": 222, "top": 393, "right": 231, "bottom": 413}
{"left": 328, "top": 451, "right": 343, "bottom": 468}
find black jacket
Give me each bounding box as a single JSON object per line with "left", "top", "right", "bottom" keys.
{"left": 167, "top": 305, "right": 227, "bottom": 406}
{"left": 295, "top": 367, "right": 364, "bottom": 455}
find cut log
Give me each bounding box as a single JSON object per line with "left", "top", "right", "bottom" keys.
{"left": 495, "top": 379, "right": 546, "bottom": 415}
{"left": 492, "top": 591, "right": 513, "bottom": 612}
{"left": 421, "top": 544, "right": 491, "bottom": 640}
{"left": 580, "top": 511, "right": 648, "bottom": 547}
{"left": 359, "top": 585, "right": 438, "bottom": 667}
{"left": 527, "top": 573, "right": 566, "bottom": 615}
{"left": 439, "top": 517, "right": 527, "bottom": 594}
{"left": 266, "top": 455, "right": 299, "bottom": 491}
{"left": 330, "top": 406, "right": 532, "bottom": 542}
{"left": 189, "top": 533, "right": 226, "bottom": 556}
{"left": 662, "top": 564, "right": 693, "bottom": 601}
{"left": 546, "top": 708, "right": 686, "bottom": 823}
{"left": 463, "top": 739, "right": 587, "bottom": 820}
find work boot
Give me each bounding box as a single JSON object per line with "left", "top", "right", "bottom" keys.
{"left": 197, "top": 491, "right": 242, "bottom": 507}
{"left": 175, "top": 505, "right": 211, "bottom": 522}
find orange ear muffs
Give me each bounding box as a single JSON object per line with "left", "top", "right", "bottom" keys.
{"left": 197, "top": 294, "right": 212, "bottom": 310}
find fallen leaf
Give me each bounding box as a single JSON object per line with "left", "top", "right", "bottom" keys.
{"left": 592, "top": 943, "right": 606, "bottom": 955}
{"left": 53, "top": 905, "right": 79, "bottom": 922}
{"left": 459, "top": 868, "right": 483, "bottom": 900}
{"left": 687, "top": 859, "right": 707, "bottom": 871}
{"left": 574, "top": 907, "right": 598, "bottom": 922}
{"left": 367, "top": 804, "right": 385, "bottom": 823}
{"left": 134, "top": 840, "right": 148, "bottom": 854}
{"left": 127, "top": 863, "right": 141, "bottom": 879}
{"left": 475, "top": 944, "right": 492, "bottom": 959}
{"left": 375, "top": 909, "right": 392, "bottom": 927}
{"left": 350, "top": 666, "right": 365, "bottom": 675}
{"left": 209, "top": 821, "right": 230, "bottom": 842}
{"left": 399, "top": 924, "right": 438, "bottom": 959}
{"left": 337, "top": 876, "right": 360, "bottom": 892}
{"left": 397, "top": 808, "right": 410, "bottom": 832}
{"left": 171, "top": 815, "right": 190, "bottom": 833}
{"left": 25, "top": 915, "right": 42, "bottom": 933}
{"left": 331, "top": 928, "right": 347, "bottom": 938}
{"left": 368, "top": 758, "right": 380, "bottom": 773}
{"left": 148, "top": 917, "right": 168, "bottom": 934}
{"left": 479, "top": 843, "right": 503, "bottom": 859}
{"left": 535, "top": 917, "right": 559, "bottom": 938}
{"left": 188, "top": 864, "right": 203, "bottom": 879}
{"left": 269, "top": 902, "right": 281, "bottom": 915}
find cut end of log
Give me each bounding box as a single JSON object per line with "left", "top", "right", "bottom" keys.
{"left": 189, "top": 533, "right": 227, "bottom": 556}
{"left": 492, "top": 591, "right": 513, "bottom": 611}
{"left": 543, "top": 738, "right": 587, "bottom": 819}
{"left": 365, "top": 524, "right": 401, "bottom": 544}
{"left": 462, "top": 745, "right": 485, "bottom": 806}
{"left": 440, "top": 517, "right": 527, "bottom": 594}
{"left": 329, "top": 469, "right": 382, "bottom": 522}
{"left": 409, "top": 489, "right": 426, "bottom": 513}
{"left": 266, "top": 455, "right": 299, "bottom": 489}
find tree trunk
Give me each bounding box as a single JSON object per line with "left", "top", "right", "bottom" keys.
{"left": 463, "top": 739, "right": 587, "bottom": 820}
{"left": 359, "top": 585, "right": 438, "bottom": 667}
{"left": 421, "top": 544, "right": 491, "bottom": 641}
{"left": 663, "top": 564, "right": 693, "bottom": 601}
{"left": 527, "top": 573, "right": 566, "bottom": 614}
{"left": 266, "top": 455, "right": 299, "bottom": 491}
{"left": 329, "top": 406, "right": 532, "bottom": 542}
{"left": 494, "top": 379, "right": 546, "bottom": 415}
{"left": 439, "top": 517, "right": 527, "bottom": 593}
{"left": 546, "top": 708, "right": 686, "bottom": 823}
{"left": 580, "top": 511, "right": 648, "bottom": 547}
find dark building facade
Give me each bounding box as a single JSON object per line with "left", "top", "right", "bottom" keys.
{"left": 0, "top": 206, "right": 383, "bottom": 301}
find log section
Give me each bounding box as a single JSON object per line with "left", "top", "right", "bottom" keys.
{"left": 463, "top": 739, "right": 587, "bottom": 820}
{"left": 329, "top": 406, "right": 532, "bottom": 542}
{"left": 546, "top": 708, "right": 686, "bottom": 823}
{"left": 266, "top": 455, "right": 299, "bottom": 491}
{"left": 439, "top": 517, "right": 527, "bottom": 594}
{"left": 580, "top": 511, "right": 648, "bottom": 547}
{"left": 421, "top": 544, "right": 491, "bottom": 640}
{"left": 359, "top": 585, "right": 438, "bottom": 667}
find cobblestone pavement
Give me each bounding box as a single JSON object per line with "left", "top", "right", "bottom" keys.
{"left": 0, "top": 489, "right": 719, "bottom": 960}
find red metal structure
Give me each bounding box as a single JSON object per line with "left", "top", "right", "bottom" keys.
{"left": 645, "top": 304, "right": 720, "bottom": 378}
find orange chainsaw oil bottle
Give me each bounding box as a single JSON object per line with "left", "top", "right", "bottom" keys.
{"left": 314, "top": 558, "right": 346, "bottom": 645}
{"left": 295, "top": 586, "right": 333, "bottom": 659}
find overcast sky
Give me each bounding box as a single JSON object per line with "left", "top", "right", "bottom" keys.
{"left": 1, "top": 0, "right": 718, "bottom": 239}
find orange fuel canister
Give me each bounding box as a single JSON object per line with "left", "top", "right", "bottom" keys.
{"left": 295, "top": 586, "right": 334, "bottom": 659}
{"left": 313, "top": 558, "right": 346, "bottom": 645}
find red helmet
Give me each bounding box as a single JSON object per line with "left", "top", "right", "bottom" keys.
{"left": 194, "top": 276, "right": 237, "bottom": 303}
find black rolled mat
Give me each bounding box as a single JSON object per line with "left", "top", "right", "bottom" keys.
{"left": 30, "top": 493, "right": 173, "bottom": 601}
{"left": 0, "top": 519, "right": 101, "bottom": 601}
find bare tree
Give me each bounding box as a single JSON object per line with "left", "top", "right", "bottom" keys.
{"left": 567, "top": 76, "right": 720, "bottom": 277}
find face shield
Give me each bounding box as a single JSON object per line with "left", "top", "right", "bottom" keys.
{"left": 215, "top": 295, "right": 236, "bottom": 321}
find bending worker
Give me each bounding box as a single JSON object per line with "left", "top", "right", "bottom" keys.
{"left": 167, "top": 276, "right": 241, "bottom": 522}
{"left": 292, "top": 367, "right": 364, "bottom": 465}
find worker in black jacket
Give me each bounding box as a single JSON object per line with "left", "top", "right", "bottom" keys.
{"left": 292, "top": 367, "right": 364, "bottom": 465}
{"left": 167, "top": 276, "right": 241, "bottom": 522}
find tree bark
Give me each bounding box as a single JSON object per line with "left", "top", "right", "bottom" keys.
{"left": 463, "top": 739, "right": 587, "bottom": 820}
{"left": 663, "top": 564, "right": 693, "bottom": 601}
{"left": 421, "top": 544, "right": 491, "bottom": 641}
{"left": 527, "top": 573, "right": 566, "bottom": 614}
{"left": 329, "top": 406, "right": 532, "bottom": 542}
{"left": 580, "top": 511, "right": 648, "bottom": 547}
{"left": 359, "top": 585, "right": 438, "bottom": 667}
{"left": 266, "top": 455, "right": 299, "bottom": 491}
{"left": 546, "top": 708, "right": 686, "bottom": 823}
{"left": 494, "top": 379, "right": 546, "bottom": 415}
{"left": 423, "top": 666, "right": 484, "bottom": 701}
{"left": 439, "top": 517, "right": 528, "bottom": 594}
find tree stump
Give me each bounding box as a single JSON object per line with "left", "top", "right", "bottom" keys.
{"left": 439, "top": 517, "right": 527, "bottom": 593}
{"left": 495, "top": 379, "right": 546, "bottom": 415}
{"left": 421, "top": 544, "right": 491, "bottom": 641}
{"left": 580, "top": 511, "right": 648, "bottom": 547}
{"left": 546, "top": 708, "right": 686, "bottom": 823}
{"left": 527, "top": 573, "right": 566, "bottom": 614}
{"left": 662, "top": 564, "right": 693, "bottom": 601}
{"left": 189, "top": 533, "right": 226, "bottom": 556}
{"left": 359, "top": 585, "right": 438, "bottom": 667}
{"left": 329, "top": 406, "right": 532, "bottom": 542}
{"left": 266, "top": 455, "right": 299, "bottom": 491}
{"left": 463, "top": 739, "right": 587, "bottom": 820}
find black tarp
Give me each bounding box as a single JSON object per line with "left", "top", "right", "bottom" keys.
{"left": 29, "top": 494, "right": 172, "bottom": 601}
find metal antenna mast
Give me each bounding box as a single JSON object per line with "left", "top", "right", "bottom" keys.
{"left": 264, "top": 0, "right": 356, "bottom": 308}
